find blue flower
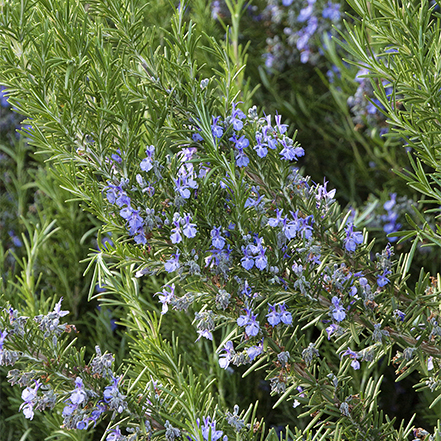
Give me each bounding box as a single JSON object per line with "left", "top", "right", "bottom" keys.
{"left": 103, "top": 375, "right": 127, "bottom": 414}
{"left": 211, "top": 226, "right": 225, "bottom": 249}
{"left": 322, "top": 2, "right": 341, "bottom": 21}
{"left": 165, "top": 250, "right": 180, "bottom": 273}
{"left": 267, "top": 303, "right": 291, "bottom": 326}
{"left": 211, "top": 116, "right": 224, "bottom": 138}
{"left": 330, "top": 296, "right": 346, "bottom": 322}
{"left": 140, "top": 145, "right": 155, "bottom": 172}
{"left": 267, "top": 304, "right": 281, "bottom": 326}
{"left": 69, "top": 377, "right": 87, "bottom": 405}
{"left": 377, "top": 270, "right": 391, "bottom": 287}
{"left": 106, "top": 426, "right": 122, "bottom": 441}
{"left": 254, "top": 132, "right": 268, "bottom": 158}
{"left": 219, "top": 341, "right": 235, "bottom": 369}
{"left": 326, "top": 323, "right": 338, "bottom": 339}
{"left": 254, "top": 248, "right": 268, "bottom": 271}
{"left": 20, "top": 380, "right": 41, "bottom": 420}
{"left": 344, "top": 223, "right": 363, "bottom": 252}
{"left": 393, "top": 309, "right": 405, "bottom": 321}
{"left": 230, "top": 103, "right": 246, "bottom": 131}
{"left": 200, "top": 416, "right": 225, "bottom": 441}
{"left": 247, "top": 339, "right": 264, "bottom": 360}
{"left": 241, "top": 246, "right": 254, "bottom": 270}
{"left": 279, "top": 303, "right": 292, "bottom": 325}
{"left": 280, "top": 139, "right": 305, "bottom": 161}
{"left": 298, "top": 0, "right": 316, "bottom": 22}
{"left": 274, "top": 114, "right": 288, "bottom": 134}
{"left": 156, "top": 284, "right": 176, "bottom": 314}
{"left": 237, "top": 308, "right": 260, "bottom": 336}
{"left": 182, "top": 213, "right": 197, "bottom": 238}
{"left": 235, "top": 149, "right": 249, "bottom": 167}
{"left": 342, "top": 347, "right": 360, "bottom": 370}
{"left": 268, "top": 208, "right": 285, "bottom": 227}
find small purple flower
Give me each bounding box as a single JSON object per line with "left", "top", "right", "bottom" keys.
{"left": 156, "top": 284, "right": 176, "bottom": 314}
{"left": 140, "top": 145, "right": 155, "bottom": 172}
{"left": 316, "top": 179, "right": 336, "bottom": 202}
{"left": 235, "top": 149, "right": 249, "bottom": 167}
{"left": 103, "top": 375, "right": 126, "bottom": 413}
{"left": 428, "top": 356, "right": 434, "bottom": 371}
{"left": 298, "top": 0, "right": 315, "bottom": 22}
{"left": 254, "top": 248, "right": 268, "bottom": 271}
{"left": 242, "top": 279, "right": 252, "bottom": 297}
{"left": 182, "top": 214, "right": 197, "bottom": 238}
{"left": 383, "top": 193, "right": 397, "bottom": 211}
{"left": 20, "top": 380, "right": 41, "bottom": 420}
{"left": 200, "top": 416, "right": 225, "bottom": 441}
{"left": 393, "top": 309, "right": 405, "bottom": 321}
{"left": 322, "top": 1, "right": 341, "bottom": 21}
{"left": 254, "top": 132, "right": 268, "bottom": 158}
{"left": 89, "top": 403, "right": 107, "bottom": 427}
{"left": 230, "top": 103, "right": 246, "bottom": 131}
{"left": 274, "top": 114, "right": 288, "bottom": 135}
{"left": 331, "top": 296, "right": 346, "bottom": 322}
{"left": 344, "top": 223, "right": 363, "bottom": 252}
{"left": 8, "top": 230, "right": 23, "bottom": 247}
{"left": 174, "top": 176, "right": 191, "bottom": 199}
{"left": 211, "top": 116, "right": 224, "bottom": 139}
{"left": 54, "top": 297, "right": 69, "bottom": 318}
{"left": 170, "top": 225, "right": 182, "bottom": 244}
{"left": 0, "top": 330, "right": 7, "bottom": 351}
{"left": 193, "top": 131, "right": 204, "bottom": 142}
{"left": 267, "top": 304, "right": 281, "bottom": 326}
{"left": 170, "top": 213, "right": 183, "bottom": 244}
{"left": 241, "top": 246, "right": 254, "bottom": 270}
{"left": 377, "top": 270, "right": 391, "bottom": 287}
{"left": 211, "top": 226, "right": 225, "bottom": 249}
{"left": 359, "top": 276, "right": 368, "bottom": 287}
{"left": 282, "top": 217, "right": 299, "bottom": 240}
{"left": 111, "top": 149, "right": 122, "bottom": 164}
{"left": 342, "top": 347, "right": 360, "bottom": 370}
{"left": 268, "top": 208, "right": 284, "bottom": 227}
{"left": 164, "top": 250, "right": 180, "bottom": 273}
{"left": 247, "top": 339, "right": 264, "bottom": 360}
{"left": 219, "top": 341, "right": 235, "bottom": 369}
{"left": 279, "top": 303, "right": 292, "bottom": 325}
{"left": 279, "top": 139, "right": 305, "bottom": 161}
{"left": 237, "top": 308, "right": 260, "bottom": 337}
{"left": 70, "top": 377, "right": 87, "bottom": 405}
{"left": 326, "top": 323, "right": 338, "bottom": 340}
{"left": 106, "top": 425, "right": 123, "bottom": 441}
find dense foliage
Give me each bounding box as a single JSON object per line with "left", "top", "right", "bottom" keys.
{"left": 0, "top": 0, "right": 440, "bottom": 440}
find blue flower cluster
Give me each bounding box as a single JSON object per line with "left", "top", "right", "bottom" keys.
{"left": 262, "top": 0, "right": 344, "bottom": 70}
{"left": 94, "top": 99, "right": 402, "bottom": 406}
{"left": 117, "top": 103, "right": 382, "bottom": 372}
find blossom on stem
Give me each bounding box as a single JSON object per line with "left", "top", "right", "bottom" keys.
{"left": 164, "top": 250, "right": 180, "bottom": 273}
{"left": 342, "top": 347, "right": 360, "bottom": 370}
{"left": 344, "top": 223, "right": 363, "bottom": 252}
{"left": 237, "top": 308, "right": 260, "bottom": 337}
{"left": 156, "top": 284, "right": 176, "bottom": 314}
{"left": 330, "top": 296, "right": 346, "bottom": 322}
{"left": 140, "top": 145, "right": 155, "bottom": 172}
{"left": 219, "top": 341, "right": 235, "bottom": 369}
{"left": 20, "top": 380, "right": 41, "bottom": 420}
